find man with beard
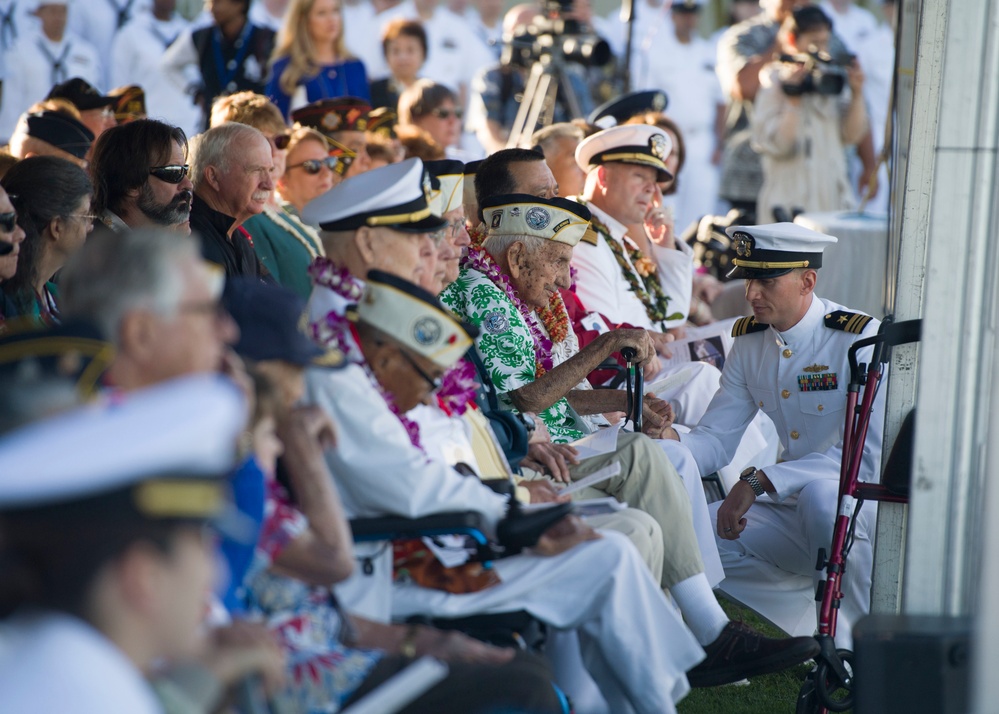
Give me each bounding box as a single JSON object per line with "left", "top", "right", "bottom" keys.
{"left": 90, "top": 119, "right": 195, "bottom": 234}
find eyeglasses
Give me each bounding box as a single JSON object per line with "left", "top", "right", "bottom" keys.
{"left": 430, "top": 107, "right": 463, "bottom": 120}
{"left": 149, "top": 164, "right": 190, "bottom": 184}
{"left": 447, "top": 219, "right": 466, "bottom": 238}
{"left": 68, "top": 213, "right": 98, "bottom": 227}
{"left": 287, "top": 156, "right": 340, "bottom": 175}
{"left": 270, "top": 132, "right": 291, "bottom": 150}
{"left": 398, "top": 348, "right": 443, "bottom": 392}
{"left": 0, "top": 210, "right": 17, "bottom": 232}
{"left": 177, "top": 299, "right": 227, "bottom": 320}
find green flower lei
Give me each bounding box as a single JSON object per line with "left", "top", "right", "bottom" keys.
{"left": 587, "top": 210, "right": 683, "bottom": 325}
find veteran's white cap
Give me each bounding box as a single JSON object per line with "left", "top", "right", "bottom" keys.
{"left": 352, "top": 270, "right": 476, "bottom": 368}
{"left": 425, "top": 159, "right": 465, "bottom": 216}
{"left": 575, "top": 124, "right": 673, "bottom": 181}
{"left": 726, "top": 222, "right": 838, "bottom": 280}
{"left": 302, "top": 157, "right": 448, "bottom": 234}
{"left": 481, "top": 194, "right": 592, "bottom": 246}
{"left": 0, "top": 374, "right": 246, "bottom": 517}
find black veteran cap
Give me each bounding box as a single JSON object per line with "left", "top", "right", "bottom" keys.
{"left": 726, "top": 222, "right": 839, "bottom": 280}
{"left": 353, "top": 269, "right": 477, "bottom": 368}
{"left": 366, "top": 106, "right": 398, "bottom": 139}
{"left": 575, "top": 123, "right": 673, "bottom": 182}
{"left": 302, "top": 157, "right": 448, "bottom": 233}
{"left": 24, "top": 111, "right": 94, "bottom": 159}
{"left": 46, "top": 77, "right": 116, "bottom": 111}
{"left": 292, "top": 97, "right": 372, "bottom": 135}
{"left": 222, "top": 277, "right": 345, "bottom": 369}
{"left": 587, "top": 90, "right": 669, "bottom": 129}
{"left": 481, "top": 194, "right": 592, "bottom": 246}
{"left": 108, "top": 84, "right": 147, "bottom": 123}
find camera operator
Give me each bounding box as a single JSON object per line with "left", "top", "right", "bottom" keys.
{"left": 750, "top": 6, "right": 867, "bottom": 223}
{"left": 468, "top": 2, "right": 599, "bottom": 153}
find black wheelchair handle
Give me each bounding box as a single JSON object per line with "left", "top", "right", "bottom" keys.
{"left": 497, "top": 500, "right": 574, "bottom": 553}
{"left": 620, "top": 347, "right": 637, "bottom": 362}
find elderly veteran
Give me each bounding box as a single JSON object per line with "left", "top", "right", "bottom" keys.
{"left": 439, "top": 195, "right": 818, "bottom": 687}
{"left": 7, "top": 110, "right": 93, "bottom": 169}
{"left": 0, "top": 376, "right": 252, "bottom": 713}
{"left": 291, "top": 97, "right": 373, "bottom": 179}
{"left": 667, "top": 222, "right": 885, "bottom": 648}
{"left": 301, "top": 156, "right": 442, "bottom": 347}
{"left": 423, "top": 158, "right": 467, "bottom": 293}
{"left": 303, "top": 268, "right": 713, "bottom": 712}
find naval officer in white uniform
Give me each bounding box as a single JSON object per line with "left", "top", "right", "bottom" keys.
{"left": 668, "top": 222, "right": 885, "bottom": 647}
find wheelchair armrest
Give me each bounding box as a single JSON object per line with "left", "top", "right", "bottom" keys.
{"left": 594, "top": 357, "right": 629, "bottom": 389}
{"left": 496, "top": 501, "right": 573, "bottom": 554}
{"left": 350, "top": 511, "right": 490, "bottom": 547}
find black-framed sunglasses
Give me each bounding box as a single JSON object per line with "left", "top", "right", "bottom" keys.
{"left": 0, "top": 210, "right": 18, "bottom": 232}
{"left": 431, "top": 107, "right": 463, "bottom": 120}
{"left": 288, "top": 157, "right": 339, "bottom": 175}
{"left": 270, "top": 132, "right": 291, "bottom": 150}
{"left": 149, "top": 164, "right": 190, "bottom": 184}
{"left": 399, "top": 348, "right": 443, "bottom": 392}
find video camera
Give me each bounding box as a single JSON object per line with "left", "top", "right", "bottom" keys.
{"left": 779, "top": 51, "right": 848, "bottom": 97}
{"left": 501, "top": 0, "right": 612, "bottom": 70}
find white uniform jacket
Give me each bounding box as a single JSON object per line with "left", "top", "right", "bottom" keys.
{"left": 0, "top": 612, "right": 163, "bottom": 714}
{"left": 572, "top": 201, "right": 693, "bottom": 329}
{"left": 681, "top": 296, "right": 885, "bottom": 502}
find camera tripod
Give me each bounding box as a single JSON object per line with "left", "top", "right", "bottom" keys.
{"left": 505, "top": 48, "right": 586, "bottom": 149}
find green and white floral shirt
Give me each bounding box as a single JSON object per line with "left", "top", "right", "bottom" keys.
{"left": 440, "top": 267, "right": 585, "bottom": 443}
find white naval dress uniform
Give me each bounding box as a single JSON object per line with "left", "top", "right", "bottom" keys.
{"left": 0, "top": 0, "right": 39, "bottom": 81}
{"left": 111, "top": 10, "right": 201, "bottom": 137}
{"left": 0, "top": 612, "right": 163, "bottom": 714}
{"left": 680, "top": 295, "right": 884, "bottom": 647}
{"left": 304, "top": 361, "right": 706, "bottom": 714}
{"left": 69, "top": 0, "right": 149, "bottom": 89}
{"left": 0, "top": 28, "right": 103, "bottom": 143}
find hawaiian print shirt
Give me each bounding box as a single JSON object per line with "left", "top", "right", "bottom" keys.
{"left": 441, "top": 267, "right": 585, "bottom": 442}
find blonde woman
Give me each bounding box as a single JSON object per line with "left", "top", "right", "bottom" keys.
{"left": 266, "top": 0, "right": 370, "bottom": 120}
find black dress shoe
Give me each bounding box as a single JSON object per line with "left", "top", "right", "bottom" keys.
{"left": 686, "top": 621, "right": 820, "bottom": 688}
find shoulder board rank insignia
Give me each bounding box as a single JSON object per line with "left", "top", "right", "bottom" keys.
{"left": 579, "top": 225, "right": 600, "bottom": 245}
{"left": 732, "top": 316, "right": 768, "bottom": 337}
{"left": 825, "top": 310, "right": 873, "bottom": 334}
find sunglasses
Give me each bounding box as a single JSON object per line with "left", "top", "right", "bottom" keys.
{"left": 431, "top": 107, "right": 463, "bottom": 120}
{"left": 0, "top": 210, "right": 17, "bottom": 232}
{"left": 149, "top": 164, "right": 190, "bottom": 184}
{"left": 270, "top": 132, "right": 291, "bottom": 150}
{"left": 288, "top": 156, "right": 340, "bottom": 175}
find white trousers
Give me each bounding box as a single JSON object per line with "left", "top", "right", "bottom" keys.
{"left": 391, "top": 530, "right": 704, "bottom": 714}
{"left": 709, "top": 479, "right": 875, "bottom": 649}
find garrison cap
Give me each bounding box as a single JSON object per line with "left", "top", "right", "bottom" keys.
{"left": 726, "top": 222, "right": 838, "bottom": 280}
{"left": 292, "top": 97, "right": 372, "bottom": 135}
{"left": 302, "top": 157, "right": 448, "bottom": 233}
{"left": 108, "top": 84, "right": 147, "bottom": 123}
{"left": 352, "top": 269, "right": 477, "bottom": 368}
{"left": 223, "top": 277, "right": 345, "bottom": 369}
{"left": 24, "top": 111, "right": 93, "bottom": 159}
{"left": 575, "top": 124, "right": 673, "bottom": 181}
{"left": 425, "top": 159, "right": 465, "bottom": 215}
{"left": 0, "top": 375, "right": 245, "bottom": 521}
{"left": 482, "top": 194, "right": 592, "bottom": 246}
{"left": 587, "top": 90, "right": 669, "bottom": 129}
{"left": 367, "top": 107, "right": 398, "bottom": 139}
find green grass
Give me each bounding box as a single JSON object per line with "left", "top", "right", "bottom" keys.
{"left": 677, "top": 600, "right": 849, "bottom": 714}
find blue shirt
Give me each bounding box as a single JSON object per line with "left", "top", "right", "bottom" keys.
{"left": 267, "top": 56, "right": 370, "bottom": 120}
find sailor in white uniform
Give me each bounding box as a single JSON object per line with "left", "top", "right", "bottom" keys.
{"left": 68, "top": 0, "right": 149, "bottom": 88}
{"left": 670, "top": 222, "right": 885, "bottom": 647}
{"left": 0, "top": 0, "right": 102, "bottom": 143}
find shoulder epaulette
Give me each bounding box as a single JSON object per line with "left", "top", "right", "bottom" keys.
{"left": 579, "top": 225, "right": 600, "bottom": 246}
{"left": 732, "top": 316, "right": 768, "bottom": 337}
{"left": 824, "top": 310, "right": 874, "bottom": 334}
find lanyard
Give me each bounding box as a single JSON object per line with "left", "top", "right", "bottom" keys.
{"left": 0, "top": 2, "right": 16, "bottom": 48}
{"left": 212, "top": 21, "right": 253, "bottom": 92}
{"left": 107, "top": 0, "right": 136, "bottom": 30}
{"left": 36, "top": 39, "right": 71, "bottom": 86}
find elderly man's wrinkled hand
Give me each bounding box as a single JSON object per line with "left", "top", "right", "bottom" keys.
{"left": 532, "top": 514, "right": 601, "bottom": 556}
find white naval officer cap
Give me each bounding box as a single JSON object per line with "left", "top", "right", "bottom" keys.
{"left": 424, "top": 159, "right": 465, "bottom": 216}
{"left": 351, "top": 269, "right": 477, "bottom": 369}
{"left": 481, "top": 194, "right": 592, "bottom": 246}
{"left": 0, "top": 374, "right": 246, "bottom": 521}
{"left": 726, "top": 222, "right": 838, "bottom": 280}
{"left": 575, "top": 123, "right": 673, "bottom": 182}
{"left": 302, "top": 157, "right": 448, "bottom": 234}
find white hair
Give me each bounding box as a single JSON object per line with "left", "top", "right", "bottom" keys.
{"left": 483, "top": 233, "right": 547, "bottom": 261}
{"left": 190, "top": 122, "right": 266, "bottom": 189}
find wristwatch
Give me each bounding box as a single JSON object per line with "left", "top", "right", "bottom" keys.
{"left": 740, "top": 466, "right": 766, "bottom": 497}
{"left": 521, "top": 413, "right": 537, "bottom": 435}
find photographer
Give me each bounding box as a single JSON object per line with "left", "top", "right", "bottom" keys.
{"left": 751, "top": 6, "right": 868, "bottom": 223}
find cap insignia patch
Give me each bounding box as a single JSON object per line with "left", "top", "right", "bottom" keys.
{"left": 482, "top": 310, "right": 509, "bottom": 335}
{"left": 732, "top": 231, "right": 753, "bottom": 258}
{"left": 491, "top": 212, "right": 502, "bottom": 228}
{"left": 525, "top": 206, "right": 551, "bottom": 230}
{"left": 649, "top": 134, "right": 668, "bottom": 160}
{"left": 413, "top": 316, "right": 442, "bottom": 345}
{"left": 652, "top": 94, "right": 666, "bottom": 111}
{"left": 510, "top": 207, "right": 521, "bottom": 217}
{"left": 322, "top": 112, "right": 341, "bottom": 131}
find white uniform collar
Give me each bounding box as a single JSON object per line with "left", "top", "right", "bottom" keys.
{"left": 583, "top": 200, "right": 628, "bottom": 243}
{"left": 773, "top": 294, "right": 823, "bottom": 345}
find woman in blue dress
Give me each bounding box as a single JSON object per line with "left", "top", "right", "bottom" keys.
{"left": 267, "top": 0, "right": 370, "bottom": 121}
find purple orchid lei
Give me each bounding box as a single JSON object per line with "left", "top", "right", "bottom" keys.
{"left": 437, "top": 359, "right": 478, "bottom": 416}
{"left": 463, "top": 245, "right": 554, "bottom": 376}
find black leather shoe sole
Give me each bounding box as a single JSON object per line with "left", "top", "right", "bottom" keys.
{"left": 687, "top": 636, "right": 821, "bottom": 688}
